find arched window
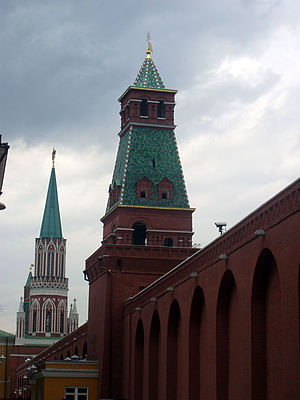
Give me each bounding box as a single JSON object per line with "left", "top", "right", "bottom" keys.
{"left": 60, "top": 312, "right": 64, "bottom": 333}
{"left": 164, "top": 238, "right": 174, "bottom": 247}
{"left": 132, "top": 222, "right": 147, "bottom": 246}
{"left": 116, "top": 259, "right": 122, "bottom": 272}
{"left": 140, "top": 99, "right": 148, "bottom": 116}
{"left": 32, "top": 311, "right": 37, "bottom": 333}
{"left": 157, "top": 100, "right": 165, "bottom": 118}
{"left": 47, "top": 251, "right": 54, "bottom": 276}
{"left": 46, "top": 311, "right": 51, "bottom": 332}
{"left": 60, "top": 252, "right": 64, "bottom": 277}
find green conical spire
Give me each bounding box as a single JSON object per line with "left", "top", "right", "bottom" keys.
{"left": 40, "top": 150, "right": 62, "bottom": 238}
{"left": 25, "top": 266, "right": 33, "bottom": 287}
{"left": 133, "top": 42, "right": 165, "bottom": 89}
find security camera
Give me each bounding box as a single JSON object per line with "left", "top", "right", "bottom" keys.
{"left": 215, "top": 222, "right": 227, "bottom": 235}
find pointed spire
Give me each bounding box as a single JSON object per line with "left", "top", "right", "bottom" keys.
{"left": 72, "top": 298, "right": 77, "bottom": 314}
{"left": 18, "top": 297, "right": 24, "bottom": 312}
{"left": 69, "top": 303, "right": 73, "bottom": 317}
{"left": 40, "top": 150, "right": 62, "bottom": 239}
{"left": 133, "top": 38, "right": 165, "bottom": 89}
{"left": 25, "top": 267, "right": 33, "bottom": 287}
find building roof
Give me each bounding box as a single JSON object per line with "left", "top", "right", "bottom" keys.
{"left": 25, "top": 270, "right": 32, "bottom": 287}
{"left": 40, "top": 166, "right": 62, "bottom": 239}
{"left": 106, "top": 126, "right": 190, "bottom": 212}
{"left": 18, "top": 297, "right": 24, "bottom": 312}
{"left": 0, "top": 329, "right": 15, "bottom": 337}
{"left": 133, "top": 52, "right": 165, "bottom": 89}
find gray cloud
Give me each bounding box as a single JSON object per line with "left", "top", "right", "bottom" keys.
{"left": 1, "top": 0, "right": 300, "bottom": 331}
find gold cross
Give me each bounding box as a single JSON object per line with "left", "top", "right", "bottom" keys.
{"left": 146, "top": 32, "right": 153, "bottom": 58}
{"left": 52, "top": 148, "right": 56, "bottom": 168}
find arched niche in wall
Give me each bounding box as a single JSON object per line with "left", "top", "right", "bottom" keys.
{"left": 251, "top": 249, "right": 281, "bottom": 400}
{"left": 216, "top": 269, "right": 238, "bottom": 400}
{"left": 149, "top": 310, "right": 161, "bottom": 400}
{"left": 135, "top": 319, "right": 144, "bottom": 399}
{"left": 167, "top": 300, "right": 181, "bottom": 400}
{"left": 189, "top": 286, "right": 205, "bottom": 400}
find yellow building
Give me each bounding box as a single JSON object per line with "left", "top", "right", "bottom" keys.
{"left": 29, "top": 360, "right": 99, "bottom": 400}
{"left": 0, "top": 330, "right": 15, "bottom": 400}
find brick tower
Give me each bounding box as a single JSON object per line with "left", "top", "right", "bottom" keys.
{"left": 16, "top": 150, "right": 78, "bottom": 345}
{"left": 85, "top": 42, "right": 196, "bottom": 399}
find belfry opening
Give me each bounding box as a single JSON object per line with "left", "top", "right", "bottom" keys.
{"left": 132, "top": 222, "right": 147, "bottom": 245}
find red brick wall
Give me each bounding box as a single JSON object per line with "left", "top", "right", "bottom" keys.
{"left": 122, "top": 179, "right": 300, "bottom": 400}
{"left": 86, "top": 242, "right": 196, "bottom": 399}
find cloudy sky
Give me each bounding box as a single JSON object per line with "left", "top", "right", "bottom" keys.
{"left": 1, "top": 0, "right": 299, "bottom": 333}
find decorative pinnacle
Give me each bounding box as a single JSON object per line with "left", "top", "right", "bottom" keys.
{"left": 146, "top": 32, "right": 153, "bottom": 59}
{"left": 30, "top": 264, "right": 34, "bottom": 273}
{"left": 52, "top": 148, "right": 56, "bottom": 168}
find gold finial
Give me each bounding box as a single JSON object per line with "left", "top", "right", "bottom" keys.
{"left": 146, "top": 32, "right": 153, "bottom": 59}
{"left": 52, "top": 148, "right": 56, "bottom": 168}
{"left": 30, "top": 264, "right": 34, "bottom": 273}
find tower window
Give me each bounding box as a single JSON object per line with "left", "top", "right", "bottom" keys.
{"left": 140, "top": 99, "right": 148, "bottom": 116}
{"left": 152, "top": 157, "right": 156, "bottom": 168}
{"left": 158, "top": 178, "right": 173, "bottom": 200}
{"left": 60, "top": 312, "right": 64, "bottom": 333}
{"left": 32, "top": 311, "right": 37, "bottom": 333}
{"left": 47, "top": 251, "right": 54, "bottom": 276}
{"left": 116, "top": 259, "right": 122, "bottom": 272}
{"left": 46, "top": 311, "right": 51, "bottom": 332}
{"left": 136, "top": 176, "right": 152, "bottom": 199}
{"left": 132, "top": 222, "right": 147, "bottom": 246}
{"left": 164, "top": 238, "right": 174, "bottom": 247}
{"left": 157, "top": 100, "right": 165, "bottom": 118}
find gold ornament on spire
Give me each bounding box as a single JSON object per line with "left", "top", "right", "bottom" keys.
{"left": 146, "top": 32, "right": 153, "bottom": 59}
{"left": 52, "top": 148, "right": 56, "bottom": 168}
{"left": 30, "top": 264, "right": 34, "bottom": 273}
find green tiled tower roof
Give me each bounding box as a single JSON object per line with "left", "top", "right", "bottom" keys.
{"left": 40, "top": 157, "right": 62, "bottom": 239}
{"left": 106, "top": 126, "right": 190, "bottom": 213}
{"left": 133, "top": 51, "right": 165, "bottom": 89}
